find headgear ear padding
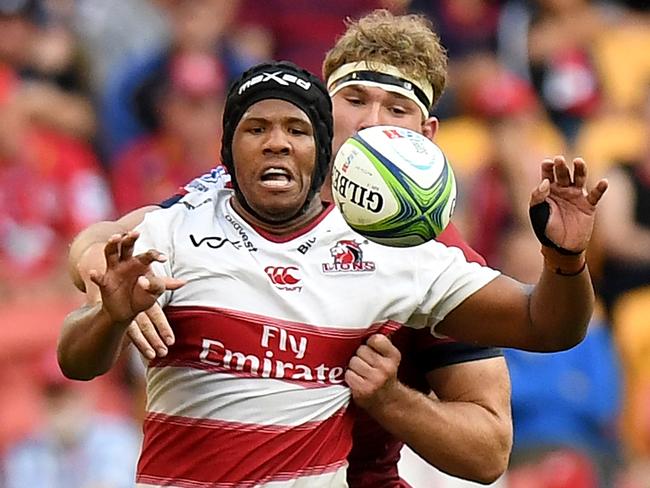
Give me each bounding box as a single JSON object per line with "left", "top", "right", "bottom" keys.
{"left": 221, "top": 61, "right": 333, "bottom": 199}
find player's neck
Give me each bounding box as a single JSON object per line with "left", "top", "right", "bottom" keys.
{"left": 320, "top": 170, "right": 333, "bottom": 203}
{"left": 231, "top": 194, "right": 327, "bottom": 236}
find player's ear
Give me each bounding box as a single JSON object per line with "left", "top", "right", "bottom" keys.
{"left": 421, "top": 117, "right": 438, "bottom": 141}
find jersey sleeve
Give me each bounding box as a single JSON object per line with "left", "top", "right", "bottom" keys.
{"left": 436, "top": 222, "right": 486, "bottom": 265}
{"left": 411, "top": 225, "right": 501, "bottom": 368}
{"left": 159, "top": 166, "right": 230, "bottom": 208}
{"left": 406, "top": 242, "right": 500, "bottom": 333}
{"left": 133, "top": 207, "right": 180, "bottom": 308}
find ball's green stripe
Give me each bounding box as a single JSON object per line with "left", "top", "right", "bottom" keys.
{"left": 347, "top": 138, "right": 419, "bottom": 225}
{"left": 351, "top": 135, "right": 455, "bottom": 212}
{"left": 343, "top": 135, "right": 456, "bottom": 244}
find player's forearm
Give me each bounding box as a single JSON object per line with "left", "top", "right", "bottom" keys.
{"left": 362, "top": 382, "right": 511, "bottom": 484}
{"left": 529, "top": 247, "right": 594, "bottom": 351}
{"left": 57, "top": 303, "right": 131, "bottom": 380}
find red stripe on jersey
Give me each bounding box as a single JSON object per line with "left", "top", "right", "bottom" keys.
{"left": 164, "top": 305, "right": 402, "bottom": 339}
{"left": 152, "top": 306, "right": 401, "bottom": 386}
{"left": 137, "top": 408, "right": 352, "bottom": 487}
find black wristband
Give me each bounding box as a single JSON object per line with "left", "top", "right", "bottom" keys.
{"left": 529, "top": 201, "right": 583, "bottom": 256}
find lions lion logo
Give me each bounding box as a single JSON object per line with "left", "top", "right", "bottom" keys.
{"left": 323, "top": 240, "right": 375, "bottom": 273}
{"left": 330, "top": 240, "right": 363, "bottom": 265}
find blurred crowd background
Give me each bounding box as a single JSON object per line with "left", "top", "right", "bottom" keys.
{"left": 0, "top": 0, "right": 649, "bottom": 487}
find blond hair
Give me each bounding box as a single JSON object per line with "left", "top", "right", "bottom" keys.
{"left": 323, "top": 10, "right": 448, "bottom": 106}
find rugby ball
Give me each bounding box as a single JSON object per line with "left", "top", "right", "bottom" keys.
{"left": 331, "top": 125, "right": 456, "bottom": 247}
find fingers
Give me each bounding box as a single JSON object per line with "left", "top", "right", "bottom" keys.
{"left": 88, "top": 269, "right": 104, "bottom": 287}
{"left": 540, "top": 156, "right": 588, "bottom": 187}
{"left": 348, "top": 334, "right": 401, "bottom": 379}
{"left": 129, "top": 312, "right": 169, "bottom": 358}
{"left": 137, "top": 275, "right": 165, "bottom": 296}
{"left": 146, "top": 304, "right": 175, "bottom": 346}
{"left": 346, "top": 335, "right": 402, "bottom": 409}
{"left": 543, "top": 156, "right": 607, "bottom": 206}
{"left": 119, "top": 231, "right": 139, "bottom": 261}
{"left": 163, "top": 277, "right": 186, "bottom": 291}
{"left": 573, "top": 158, "right": 587, "bottom": 188}
{"left": 541, "top": 159, "right": 555, "bottom": 183}
{"left": 365, "top": 334, "right": 401, "bottom": 362}
{"left": 535, "top": 156, "right": 601, "bottom": 206}
{"left": 553, "top": 155, "right": 572, "bottom": 186}
{"left": 103, "top": 232, "right": 168, "bottom": 273}
{"left": 348, "top": 354, "right": 375, "bottom": 378}
{"left": 126, "top": 321, "right": 158, "bottom": 360}
{"left": 104, "top": 234, "right": 122, "bottom": 268}
{"left": 104, "top": 231, "right": 141, "bottom": 268}
{"left": 587, "top": 178, "right": 609, "bottom": 206}
{"left": 136, "top": 249, "right": 168, "bottom": 267}
{"left": 344, "top": 369, "right": 365, "bottom": 391}
{"left": 137, "top": 274, "right": 185, "bottom": 298}
{"left": 529, "top": 178, "right": 551, "bottom": 207}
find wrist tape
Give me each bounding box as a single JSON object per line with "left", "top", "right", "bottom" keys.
{"left": 529, "top": 201, "right": 583, "bottom": 256}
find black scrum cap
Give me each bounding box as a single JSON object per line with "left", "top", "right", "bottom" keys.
{"left": 221, "top": 61, "right": 333, "bottom": 197}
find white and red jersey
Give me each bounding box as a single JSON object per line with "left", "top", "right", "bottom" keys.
{"left": 135, "top": 188, "right": 499, "bottom": 487}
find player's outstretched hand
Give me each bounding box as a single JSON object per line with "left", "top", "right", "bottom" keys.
{"left": 529, "top": 156, "right": 608, "bottom": 253}
{"left": 345, "top": 334, "right": 401, "bottom": 410}
{"left": 127, "top": 304, "right": 175, "bottom": 359}
{"left": 89, "top": 231, "right": 185, "bottom": 326}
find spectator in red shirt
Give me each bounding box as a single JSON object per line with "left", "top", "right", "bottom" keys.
{"left": 0, "top": 67, "right": 116, "bottom": 455}
{"left": 235, "top": 0, "right": 402, "bottom": 76}
{"left": 110, "top": 52, "right": 225, "bottom": 214}
{"left": 0, "top": 75, "right": 113, "bottom": 288}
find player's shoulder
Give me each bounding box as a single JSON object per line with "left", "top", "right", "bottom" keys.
{"left": 366, "top": 233, "right": 463, "bottom": 261}
{"left": 157, "top": 166, "right": 230, "bottom": 209}
{"left": 407, "top": 236, "right": 492, "bottom": 271}
{"left": 182, "top": 166, "right": 231, "bottom": 194}
{"left": 143, "top": 188, "right": 231, "bottom": 230}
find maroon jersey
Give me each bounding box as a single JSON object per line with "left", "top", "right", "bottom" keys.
{"left": 346, "top": 224, "right": 502, "bottom": 488}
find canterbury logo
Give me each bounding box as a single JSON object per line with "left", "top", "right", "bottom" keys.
{"left": 238, "top": 71, "right": 311, "bottom": 95}
{"left": 264, "top": 266, "right": 300, "bottom": 285}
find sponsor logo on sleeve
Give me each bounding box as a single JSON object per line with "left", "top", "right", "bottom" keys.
{"left": 183, "top": 167, "right": 230, "bottom": 193}
{"left": 181, "top": 197, "right": 213, "bottom": 210}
